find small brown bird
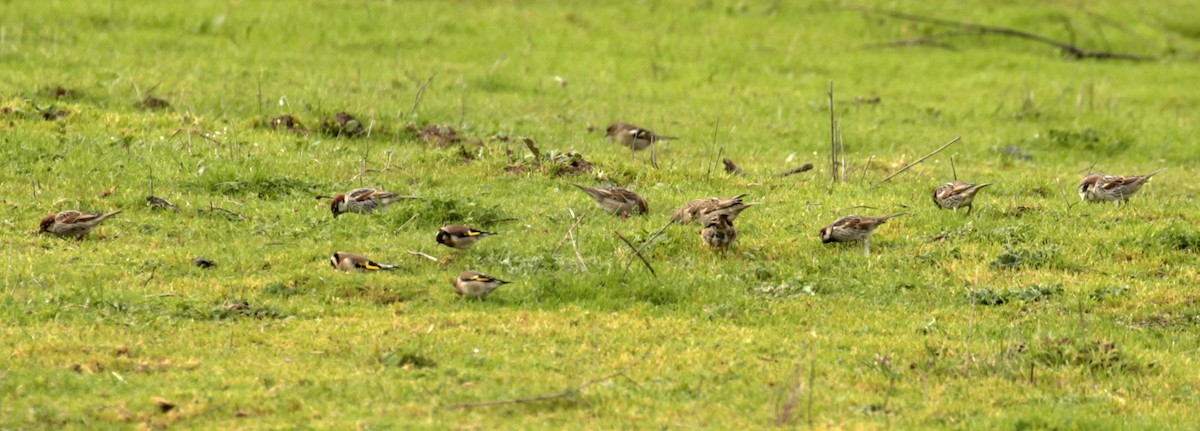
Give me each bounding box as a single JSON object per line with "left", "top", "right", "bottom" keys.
{"left": 437, "top": 225, "right": 496, "bottom": 250}
{"left": 701, "top": 213, "right": 737, "bottom": 250}
{"left": 932, "top": 182, "right": 992, "bottom": 215}
{"left": 572, "top": 184, "right": 648, "bottom": 217}
{"left": 1079, "top": 168, "right": 1165, "bottom": 205}
{"left": 452, "top": 270, "right": 510, "bottom": 298}
{"left": 670, "top": 194, "right": 759, "bottom": 224}
{"left": 819, "top": 213, "right": 906, "bottom": 255}
{"left": 39, "top": 210, "right": 122, "bottom": 239}
{"left": 330, "top": 252, "right": 397, "bottom": 272}
{"left": 605, "top": 122, "right": 677, "bottom": 151}
{"left": 330, "top": 188, "right": 416, "bottom": 218}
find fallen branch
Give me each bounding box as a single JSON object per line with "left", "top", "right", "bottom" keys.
{"left": 442, "top": 351, "right": 650, "bottom": 410}
{"left": 872, "top": 136, "right": 960, "bottom": 188}
{"left": 848, "top": 4, "right": 1157, "bottom": 61}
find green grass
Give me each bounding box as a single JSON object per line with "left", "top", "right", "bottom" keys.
{"left": 3, "top": 0, "right": 1200, "bottom": 428}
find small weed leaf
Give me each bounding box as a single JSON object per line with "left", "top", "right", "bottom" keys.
{"left": 414, "top": 198, "right": 508, "bottom": 227}
{"left": 1029, "top": 337, "right": 1147, "bottom": 374}
{"left": 177, "top": 299, "right": 287, "bottom": 320}
{"left": 197, "top": 174, "right": 322, "bottom": 199}
{"left": 318, "top": 111, "right": 366, "bottom": 137}
{"left": 1012, "top": 284, "right": 1063, "bottom": 302}
{"left": 1044, "top": 127, "right": 1128, "bottom": 156}
{"left": 1152, "top": 226, "right": 1200, "bottom": 251}
{"left": 754, "top": 279, "right": 820, "bottom": 300}
{"left": 967, "top": 284, "right": 1062, "bottom": 306}
{"left": 967, "top": 288, "right": 1008, "bottom": 306}
{"left": 335, "top": 284, "right": 413, "bottom": 305}
{"left": 1089, "top": 285, "right": 1129, "bottom": 302}
{"left": 990, "top": 246, "right": 1057, "bottom": 270}
{"left": 262, "top": 280, "right": 311, "bottom": 298}
{"left": 379, "top": 350, "right": 437, "bottom": 369}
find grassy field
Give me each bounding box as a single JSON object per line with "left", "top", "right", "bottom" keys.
{"left": 3, "top": 0, "right": 1200, "bottom": 429}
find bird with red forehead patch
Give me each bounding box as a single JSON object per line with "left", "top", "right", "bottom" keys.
{"left": 1079, "top": 168, "right": 1165, "bottom": 206}
{"left": 329, "top": 188, "right": 416, "bottom": 218}
{"left": 819, "top": 213, "right": 906, "bottom": 256}
{"left": 932, "top": 181, "right": 992, "bottom": 215}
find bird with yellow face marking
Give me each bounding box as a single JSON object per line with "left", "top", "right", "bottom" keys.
{"left": 330, "top": 252, "right": 397, "bottom": 272}
{"left": 436, "top": 225, "right": 496, "bottom": 250}
{"left": 452, "top": 271, "right": 510, "bottom": 298}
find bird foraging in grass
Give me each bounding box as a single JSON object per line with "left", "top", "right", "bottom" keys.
{"left": 39, "top": 210, "right": 122, "bottom": 239}
{"left": 329, "top": 188, "right": 417, "bottom": 218}
{"left": 1079, "top": 168, "right": 1165, "bottom": 205}
{"left": 330, "top": 252, "right": 397, "bottom": 272}
{"left": 701, "top": 213, "right": 737, "bottom": 250}
{"left": 605, "top": 122, "right": 677, "bottom": 151}
{"left": 670, "top": 194, "right": 759, "bottom": 225}
{"left": 436, "top": 225, "right": 496, "bottom": 250}
{"left": 453, "top": 270, "right": 510, "bottom": 298}
{"left": 932, "top": 181, "right": 992, "bottom": 215}
{"left": 572, "top": 184, "right": 648, "bottom": 217}
{"left": 819, "top": 213, "right": 906, "bottom": 256}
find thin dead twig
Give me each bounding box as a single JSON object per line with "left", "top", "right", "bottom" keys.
{"left": 169, "top": 128, "right": 224, "bottom": 147}
{"left": 848, "top": 4, "right": 1156, "bottom": 61}
{"left": 442, "top": 351, "right": 650, "bottom": 410}
{"left": 774, "top": 363, "right": 805, "bottom": 427}
{"left": 553, "top": 210, "right": 587, "bottom": 255}
{"left": 406, "top": 250, "right": 439, "bottom": 262}
{"left": 872, "top": 136, "right": 961, "bottom": 188}
{"left": 829, "top": 81, "right": 839, "bottom": 184}
{"left": 204, "top": 202, "right": 245, "bottom": 221}
{"left": 616, "top": 230, "right": 658, "bottom": 278}
{"left": 409, "top": 74, "right": 436, "bottom": 118}
{"left": 141, "top": 267, "right": 157, "bottom": 288}
{"left": 861, "top": 30, "right": 974, "bottom": 50}
{"left": 567, "top": 211, "right": 588, "bottom": 272}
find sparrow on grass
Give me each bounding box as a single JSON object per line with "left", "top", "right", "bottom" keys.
{"left": 819, "top": 213, "right": 906, "bottom": 256}
{"left": 1079, "top": 168, "right": 1165, "bottom": 205}
{"left": 572, "top": 184, "right": 649, "bottom": 217}
{"left": 39, "top": 210, "right": 122, "bottom": 239}
{"left": 605, "top": 122, "right": 677, "bottom": 151}
{"left": 670, "top": 194, "right": 759, "bottom": 224}
{"left": 932, "top": 182, "right": 992, "bottom": 215}
{"left": 701, "top": 213, "right": 737, "bottom": 250}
